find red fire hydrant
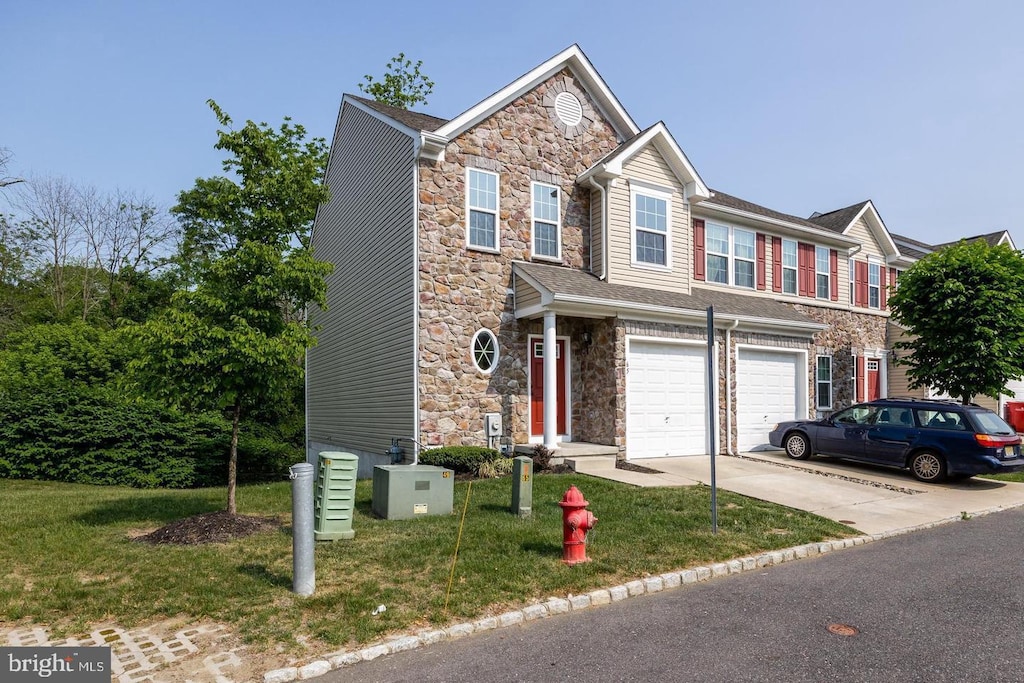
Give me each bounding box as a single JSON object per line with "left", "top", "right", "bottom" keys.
{"left": 558, "top": 485, "right": 597, "bottom": 565}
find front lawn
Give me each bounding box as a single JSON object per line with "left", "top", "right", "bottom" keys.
{"left": 0, "top": 475, "right": 853, "bottom": 652}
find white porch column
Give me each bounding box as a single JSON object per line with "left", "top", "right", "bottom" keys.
{"left": 543, "top": 311, "right": 558, "bottom": 450}
{"left": 879, "top": 352, "right": 888, "bottom": 398}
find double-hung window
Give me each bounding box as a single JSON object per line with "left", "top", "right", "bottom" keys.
{"left": 706, "top": 223, "right": 729, "bottom": 284}
{"left": 706, "top": 223, "right": 755, "bottom": 288}
{"left": 632, "top": 187, "right": 670, "bottom": 267}
{"left": 868, "top": 261, "right": 881, "bottom": 308}
{"left": 467, "top": 169, "right": 498, "bottom": 251}
{"left": 816, "top": 356, "right": 832, "bottom": 410}
{"left": 733, "top": 228, "right": 756, "bottom": 288}
{"left": 531, "top": 182, "right": 560, "bottom": 260}
{"left": 781, "top": 239, "right": 797, "bottom": 294}
{"left": 849, "top": 258, "right": 855, "bottom": 305}
{"left": 815, "top": 246, "right": 830, "bottom": 299}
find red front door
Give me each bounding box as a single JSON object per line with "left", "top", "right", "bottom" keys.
{"left": 530, "top": 338, "right": 566, "bottom": 436}
{"left": 867, "top": 359, "right": 880, "bottom": 401}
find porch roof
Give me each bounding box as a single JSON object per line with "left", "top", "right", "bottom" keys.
{"left": 513, "top": 262, "right": 826, "bottom": 334}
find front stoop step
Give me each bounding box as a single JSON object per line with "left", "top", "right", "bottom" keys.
{"left": 513, "top": 442, "right": 618, "bottom": 467}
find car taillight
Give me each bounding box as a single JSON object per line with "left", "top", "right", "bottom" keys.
{"left": 975, "top": 433, "right": 1022, "bottom": 448}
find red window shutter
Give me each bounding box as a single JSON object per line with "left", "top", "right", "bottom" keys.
{"left": 855, "top": 260, "right": 869, "bottom": 308}
{"left": 756, "top": 233, "right": 766, "bottom": 290}
{"left": 829, "top": 249, "right": 839, "bottom": 301}
{"left": 771, "top": 236, "right": 782, "bottom": 293}
{"left": 856, "top": 356, "right": 865, "bottom": 402}
{"left": 798, "top": 243, "right": 811, "bottom": 296}
{"left": 693, "top": 219, "right": 706, "bottom": 281}
{"left": 879, "top": 266, "right": 888, "bottom": 309}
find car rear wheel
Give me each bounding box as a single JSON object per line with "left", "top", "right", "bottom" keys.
{"left": 784, "top": 433, "right": 811, "bottom": 460}
{"left": 910, "top": 451, "right": 946, "bottom": 482}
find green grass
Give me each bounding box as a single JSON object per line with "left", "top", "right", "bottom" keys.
{"left": 983, "top": 472, "right": 1024, "bottom": 483}
{"left": 0, "top": 475, "right": 853, "bottom": 652}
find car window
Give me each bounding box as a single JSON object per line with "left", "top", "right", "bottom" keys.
{"left": 874, "top": 407, "right": 913, "bottom": 427}
{"left": 971, "top": 410, "right": 1015, "bottom": 435}
{"left": 834, "top": 406, "right": 876, "bottom": 425}
{"left": 917, "top": 409, "right": 967, "bottom": 431}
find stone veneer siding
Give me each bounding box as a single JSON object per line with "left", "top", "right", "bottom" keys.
{"left": 416, "top": 69, "right": 621, "bottom": 446}
{"left": 794, "top": 305, "right": 888, "bottom": 414}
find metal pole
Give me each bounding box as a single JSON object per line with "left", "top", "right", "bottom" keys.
{"left": 706, "top": 306, "right": 718, "bottom": 534}
{"left": 289, "top": 462, "right": 315, "bottom": 596}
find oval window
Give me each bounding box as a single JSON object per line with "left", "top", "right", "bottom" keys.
{"left": 471, "top": 329, "right": 499, "bottom": 374}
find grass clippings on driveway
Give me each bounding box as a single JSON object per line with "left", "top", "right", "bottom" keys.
{"left": 0, "top": 474, "right": 853, "bottom": 655}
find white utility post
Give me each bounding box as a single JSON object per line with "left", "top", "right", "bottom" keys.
{"left": 543, "top": 311, "right": 558, "bottom": 450}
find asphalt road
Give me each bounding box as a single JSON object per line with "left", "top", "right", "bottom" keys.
{"left": 319, "top": 509, "right": 1024, "bottom": 683}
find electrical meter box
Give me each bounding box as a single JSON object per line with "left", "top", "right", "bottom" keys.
{"left": 371, "top": 465, "right": 454, "bottom": 520}
{"left": 314, "top": 451, "right": 358, "bottom": 541}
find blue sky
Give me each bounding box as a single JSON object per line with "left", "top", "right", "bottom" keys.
{"left": 3, "top": 0, "right": 1022, "bottom": 245}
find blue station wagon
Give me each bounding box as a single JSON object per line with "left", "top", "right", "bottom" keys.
{"left": 768, "top": 398, "right": 1024, "bottom": 482}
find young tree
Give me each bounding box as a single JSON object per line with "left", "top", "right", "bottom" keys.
{"left": 129, "top": 101, "right": 331, "bottom": 514}
{"left": 358, "top": 52, "right": 434, "bottom": 109}
{"left": 889, "top": 239, "right": 1024, "bottom": 404}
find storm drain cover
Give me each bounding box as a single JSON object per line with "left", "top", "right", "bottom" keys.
{"left": 827, "top": 623, "right": 859, "bottom": 636}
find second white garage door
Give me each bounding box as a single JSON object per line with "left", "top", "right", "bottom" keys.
{"left": 627, "top": 340, "right": 708, "bottom": 458}
{"left": 736, "top": 348, "right": 802, "bottom": 451}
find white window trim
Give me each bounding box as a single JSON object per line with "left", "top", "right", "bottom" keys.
{"left": 868, "top": 259, "right": 881, "bottom": 309}
{"left": 471, "top": 328, "right": 499, "bottom": 375}
{"left": 466, "top": 168, "right": 499, "bottom": 253}
{"left": 816, "top": 355, "right": 833, "bottom": 410}
{"left": 781, "top": 238, "right": 798, "bottom": 295}
{"left": 815, "top": 245, "right": 830, "bottom": 300}
{"left": 705, "top": 222, "right": 756, "bottom": 289}
{"left": 530, "top": 181, "right": 561, "bottom": 262}
{"left": 630, "top": 184, "right": 672, "bottom": 270}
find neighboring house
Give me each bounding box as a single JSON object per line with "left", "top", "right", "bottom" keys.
{"left": 305, "top": 45, "right": 1014, "bottom": 472}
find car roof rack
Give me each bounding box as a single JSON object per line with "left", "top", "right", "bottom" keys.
{"left": 875, "top": 397, "right": 981, "bottom": 408}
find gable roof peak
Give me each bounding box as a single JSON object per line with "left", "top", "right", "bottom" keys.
{"left": 434, "top": 44, "right": 640, "bottom": 142}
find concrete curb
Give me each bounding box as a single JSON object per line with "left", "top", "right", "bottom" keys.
{"left": 263, "top": 502, "right": 1022, "bottom": 682}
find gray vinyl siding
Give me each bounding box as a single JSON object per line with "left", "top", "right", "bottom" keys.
{"left": 606, "top": 147, "right": 689, "bottom": 293}
{"left": 590, "top": 186, "right": 604, "bottom": 277}
{"left": 307, "top": 103, "right": 417, "bottom": 456}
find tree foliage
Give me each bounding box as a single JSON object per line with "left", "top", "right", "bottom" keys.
{"left": 358, "top": 52, "right": 434, "bottom": 109}
{"left": 889, "top": 240, "right": 1024, "bottom": 404}
{"left": 129, "top": 101, "right": 332, "bottom": 513}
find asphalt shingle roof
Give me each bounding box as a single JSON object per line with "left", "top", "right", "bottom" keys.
{"left": 347, "top": 95, "right": 448, "bottom": 132}
{"left": 806, "top": 202, "right": 869, "bottom": 233}
{"left": 889, "top": 232, "right": 934, "bottom": 260}
{"left": 514, "top": 261, "right": 817, "bottom": 326}
{"left": 704, "top": 189, "right": 838, "bottom": 233}
{"left": 935, "top": 230, "right": 1009, "bottom": 248}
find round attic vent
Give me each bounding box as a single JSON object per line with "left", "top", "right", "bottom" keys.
{"left": 553, "top": 91, "right": 583, "bottom": 126}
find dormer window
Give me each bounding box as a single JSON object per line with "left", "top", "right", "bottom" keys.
{"left": 467, "top": 168, "right": 499, "bottom": 252}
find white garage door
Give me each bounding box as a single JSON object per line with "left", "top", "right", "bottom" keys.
{"left": 737, "top": 349, "right": 800, "bottom": 451}
{"left": 627, "top": 340, "right": 708, "bottom": 458}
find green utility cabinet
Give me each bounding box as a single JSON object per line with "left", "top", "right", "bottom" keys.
{"left": 372, "top": 465, "right": 454, "bottom": 520}
{"left": 314, "top": 452, "right": 358, "bottom": 540}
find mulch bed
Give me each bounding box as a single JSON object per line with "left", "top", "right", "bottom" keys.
{"left": 135, "top": 511, "right": 280, "bottom": 545}
{"left": 615, "top": 460, "right": 664, "bottom": 474}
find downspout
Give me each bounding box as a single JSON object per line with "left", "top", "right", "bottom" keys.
{"left": 725, "top": 318, "right": 740, "bottom": 455}
{"left": 411, "top": 146, "right": 421, "bottom": 465}
{"left": 587, "top": 176, "right": 608, "bottom": 280}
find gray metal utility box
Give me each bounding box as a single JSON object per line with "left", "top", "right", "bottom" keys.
{"left": 371, "top": 465, "right": 454, "bottom": 520}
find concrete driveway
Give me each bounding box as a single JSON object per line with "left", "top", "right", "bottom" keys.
{"left": 570, "top": 450, "right": 1024, "bottom": 535}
